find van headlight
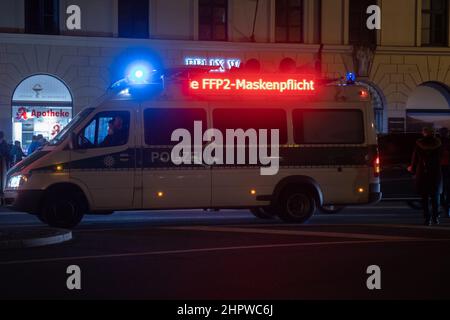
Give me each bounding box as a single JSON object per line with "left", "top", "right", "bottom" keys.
{"left": 7, "top": 175, "right": 28, "bottom": 189}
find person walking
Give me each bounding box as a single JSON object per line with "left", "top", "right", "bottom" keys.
{"left": 408, "top": 127, "right": 443, "bottom": 226}
{"left": 439, "top": 127, "right": 450, "bottom": 218}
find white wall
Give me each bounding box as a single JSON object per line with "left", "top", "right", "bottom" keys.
{"left": 150, "top": 0, "right": 194, "bottom": 40}
{"left": 229, "top": 0, "right": 271, "bottom": 42}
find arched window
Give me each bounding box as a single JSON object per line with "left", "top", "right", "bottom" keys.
{"left": 11, "top": 74, "right": 73, "bottom": 152}
{"left": 356, "top": 81, "right": 385, "bottom": 133}
{"left": 406, "top": 82, "right": 450, "bottom": 132}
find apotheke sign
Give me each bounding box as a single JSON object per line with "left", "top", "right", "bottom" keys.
{"left": 15, "top": 107, "right": 71, "bottom": 121}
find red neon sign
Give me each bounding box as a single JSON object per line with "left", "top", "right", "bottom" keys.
{"left": 188, "top": 74, "right": 316, "bottom": 95}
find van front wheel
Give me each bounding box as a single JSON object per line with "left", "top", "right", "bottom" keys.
{"left": 41, "top": 192, "right": 86, "bottom": 229}
{"left": 278, "top": 189, "right": 317, "bottom": 223}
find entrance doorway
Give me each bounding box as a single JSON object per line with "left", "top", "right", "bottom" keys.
{"left": 11, "top": 74, "right": 73, "bottom": 152}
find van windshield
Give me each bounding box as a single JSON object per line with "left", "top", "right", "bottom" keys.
{"left": 49, "top": 107, "right": 95, "bottom": 145}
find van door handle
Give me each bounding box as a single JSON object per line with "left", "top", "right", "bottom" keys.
{"left": 119, "top": 154, "right": 130, "bottom": 161}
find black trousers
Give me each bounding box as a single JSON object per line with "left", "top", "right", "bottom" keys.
{"left": 442, "top": 166, "right": 450, "bottom": 214}
{"left": 422, "top": 191, "right": 440, "bottom": 219}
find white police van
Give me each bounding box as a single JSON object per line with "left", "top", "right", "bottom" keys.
{"left": 3, "top": 67, "right": 381, "bottom": 228}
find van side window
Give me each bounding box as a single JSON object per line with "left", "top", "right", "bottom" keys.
{"left": 213, "top": 108, "right": 288, "bottom": 144}
{"left": 293, "top": 109, "right": 365, "bottom": 144}
{"left": 78, "top": 111, "right": 130, "bottom": 149}
{"left": 144, "top": 108, "right": 207, "bottom": 145}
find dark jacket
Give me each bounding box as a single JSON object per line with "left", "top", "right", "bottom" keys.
{"left": 10, "top": 145, "right": 25, "bottom": 165}
{"left": 441, "top": 136, "right": 450, "bottom": 166}
{"left": 0, "top": 140, "right": 11, "bottom": 167}
{"left": 411, "top": 136, "right": 443, "bottom": 194}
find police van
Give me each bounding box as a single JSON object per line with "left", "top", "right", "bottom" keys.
{"left": 3, "top": 66, "right": 381, "bottom": 228}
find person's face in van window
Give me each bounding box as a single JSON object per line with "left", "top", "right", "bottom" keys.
{"left": 113, "top": 117, "right": 123, "bottom": 130}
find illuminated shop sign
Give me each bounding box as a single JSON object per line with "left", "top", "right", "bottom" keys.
{"left": 188, "top": 74, "right": 316, "bottom": 95}
{"left": 184, "top": 57, "right": 241, "bottom": 72}
{"left": 15, "top": 107, "right": 71, "bottom": 121}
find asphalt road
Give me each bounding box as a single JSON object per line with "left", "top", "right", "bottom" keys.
{"left": 1, "top": 203, "right": 450, "bottom": 300}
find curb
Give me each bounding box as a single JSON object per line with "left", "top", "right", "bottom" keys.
{"left": 0, "top": 228, "right": 73, "bottom": 249}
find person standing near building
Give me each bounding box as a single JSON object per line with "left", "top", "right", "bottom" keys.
{"left": 27, "top": 135, "right": 39, "bottom": 155}
{"left": 10, "top": 140, "right": 25, "bottom": 166}
{"left": 0, "top": 131, "right": 11, "bottom": 203}
{"left": 408, "top": 127, "right": 443, "bottom": 226}
{"left": 438, "top": 127, "right": 450, "bottom": 217}
{"left": 27, "top": 134, "right": 45, "bottom": 155}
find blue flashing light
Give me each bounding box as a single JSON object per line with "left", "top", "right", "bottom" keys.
{"left": 126, "top": 62, "right": 156, "bottom": 84}
{"left": 346, "top": 72, "right": 356, "bottom": 84}
{"left": 134, "top": 70, "right": 144, "bottom": 79}
{"left": 119, "top": 88, "right": 130, "bottom": 96}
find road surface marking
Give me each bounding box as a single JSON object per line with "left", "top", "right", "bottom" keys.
{"left": 0, "top": 238, "right": 446, "bottom": 266}
{"left": 162, "top": 226, "right": 423, "bottom": 241}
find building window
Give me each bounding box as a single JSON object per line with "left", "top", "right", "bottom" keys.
{"left": 422, "top": 0, "right": 449, "bottom": 46}
{"left": 118, "top": 0, "right": 149, "bottom": 39}
{"left": 275, "top": 0, "right": 304, "bottom": 43}
{"left": 313, "top": 0, "right": 322, "bottom": 44}
{"left": 25, "top": 0, "right": 59, "bottom": 35}
{"left": 349, "top": 0, "right": 377, "bottom": 45}
{"left": 199, "top": 0, "right": 228, "bottom": 41}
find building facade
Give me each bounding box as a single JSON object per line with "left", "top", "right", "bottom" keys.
{"left": 0, "top": 0, "right": 449, "bottom": 148}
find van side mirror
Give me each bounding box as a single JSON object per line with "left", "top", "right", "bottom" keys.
{"left": 69, "top": 132, "right": 78, "bottom": 150}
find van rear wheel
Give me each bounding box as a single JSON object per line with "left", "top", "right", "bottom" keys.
{"left": 250, "top": 207, "right": 277, "bottom": 219}
{"left": 278, "top": 189, "right": 317, "bottom": 223}
{"left": 41, "top": 191, "right": 86, "bottom": 229}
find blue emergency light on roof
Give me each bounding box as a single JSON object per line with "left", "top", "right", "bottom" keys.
{"left": 134, "top": 69, "right": 144, "bottom": 79}
{"left": 127, "top": 65, "right": 155, "bottom": 84}
{"left": 125, "top": 62, "right": 158, "bottom": 85}
{"left": 109, "top": 61, "right": 164, "bottom": 96}
{"left": 346, "top": 72, "right": 356, "bottom": 84}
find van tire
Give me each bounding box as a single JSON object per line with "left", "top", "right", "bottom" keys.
{"left": 278, "top": 188, "right": 317, "bottom": 223}
{"left": 250, "top": 207, "right": 277, "bottom": 219}
{"left": 41, "top": 190, "right": 87, "bottom": 229}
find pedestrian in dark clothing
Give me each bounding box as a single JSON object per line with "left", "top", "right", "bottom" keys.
{"left": 10, "top": 141, "right": 25, "bottom": 166}
{"left": 439, "top": 127, "right": 450, "bottom": 217}
{"left": 408, "top": 127, "right": 443, "bottom": 226}
{"left": 0, "top": 131, "right": 10, "bottom": 201}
